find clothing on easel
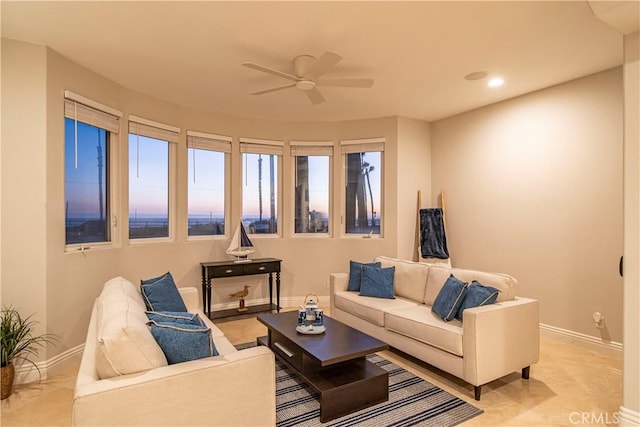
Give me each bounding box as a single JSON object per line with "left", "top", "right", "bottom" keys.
{"left": 419, "top": 208, "right": 449, "bottom": 259}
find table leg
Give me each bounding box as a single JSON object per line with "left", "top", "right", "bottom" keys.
{"left": 268, "top": 272, "right": 273, "bottom": 311}
{"left": 201, "top": 267, "right": 207, "bottom": 317}
{"left": 207, "top": 279, "right": 212, "bottom": 318}
{"left": 276, "top": 271, "right": 281, "bottom": 313}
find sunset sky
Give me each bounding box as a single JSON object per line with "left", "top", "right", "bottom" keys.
{"left": 66, "top": 121, "right": 380, "bottom": 221}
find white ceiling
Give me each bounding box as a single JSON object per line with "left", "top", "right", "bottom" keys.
{"left": 1, "top": 1, "right": 626, "bottom": 122}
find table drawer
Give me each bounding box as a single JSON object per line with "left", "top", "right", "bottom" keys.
{"left": 209, "top": 264, "right": 246, "bottom": 277}
{"left": 252, "top": 262, "right": 279, "bottom": 274}
{"left": 270, "top": 331, "right": 303, "bottom": 372}
{"left": 207, "top": 261, "right": 279, "bottom": 278}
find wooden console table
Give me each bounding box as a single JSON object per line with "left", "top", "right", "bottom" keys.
{"left": 200, "top": 258, "right": 281, "bottom": 320}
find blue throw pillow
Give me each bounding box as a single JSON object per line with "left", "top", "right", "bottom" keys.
{"left": 348, "top": 261, "right": 382, "bottom": 291}
{"left": 359, "top": 265, "right": 396, "bottom": 299}
{"left": 140, "top": 272, "right": 187, "bottom": 312}
{"left": 148, "top": 320, "right": 218, "bottom": 364}
{"left": 432, "top": 275, "right": 468, "bottom": 321}
{"left": 454, "top": 280, "right": 500, "bottom": 321}
{"left": 146, "top": 311, "right": 204, "bottom": 327}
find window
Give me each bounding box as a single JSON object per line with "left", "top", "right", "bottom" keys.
{"left": 291, "top": 141, "right": 332, "bottom": 234}
{"left": 240, "top": 138, "right": 283, "bottom": 235}
{"left": 341, "top": 138, "right": 384, "bottom": 235}
{"left": 128, "top": 117, "right": 179, "bottom": 240}
{"left": 187, "top": 131, "right": 231, "bottom": 237}
{"left": 64, "top": 93, "right": 121, "bottom": 246}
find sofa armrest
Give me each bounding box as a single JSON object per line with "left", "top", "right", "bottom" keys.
{"left": 179, "top": 286, "right": 200, "bottom": 311}
{"left": 330, "top": 273, "right": 349, "bottom": 293}
{"left": 73, "top": 346, "right": 275, "bottom": 426}
{"left": 330, "top": 273, "right": 349, "bottom": 314}
{"left": 462, "top": 297, "right": 539, "bottom": 386}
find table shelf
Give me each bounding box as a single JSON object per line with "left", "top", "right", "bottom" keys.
{"left": 210, "top": 303, "right": 278, "bottom": 321}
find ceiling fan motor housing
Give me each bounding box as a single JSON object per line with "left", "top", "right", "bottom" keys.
{"left": 293, "top": 54, "right": 316, "bottom": 78}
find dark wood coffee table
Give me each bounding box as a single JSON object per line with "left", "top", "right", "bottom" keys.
{"left": 257, "top": 311, "right": 389, "bottom": 422}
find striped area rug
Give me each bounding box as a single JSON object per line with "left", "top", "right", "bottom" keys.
{"left": 236, "top": 343, "right": 482, "bottom": 426}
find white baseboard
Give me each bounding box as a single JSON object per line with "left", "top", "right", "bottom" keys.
{"left": 539, "top": 323, "right": 623, "bottom": 359}
{"left": 14, "top": 344, "right": 84, "bottom": 385}
{"left": 618, "top": 406, "right": 640, "bottom": 426}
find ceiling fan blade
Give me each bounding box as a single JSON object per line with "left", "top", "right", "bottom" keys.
{"left": 316, "top": 78, "right": 374, "bottom": 88}
{"left": 306, "top": 87, "right": 325, "bottom": 105}
{"left": 242, "top": 62, "right": 298, "bottom": 82}
{"left": 304, "top": 51, "right": 342, "bottom": 80}
{"left": 250, "top": 83, "right": 297, "bottom": 95}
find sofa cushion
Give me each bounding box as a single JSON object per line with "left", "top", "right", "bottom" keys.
{"left": 149, "top": 321, "right": 218, "bottom": 364}
{"left": 375, "top": 256, "right": 429, "bottom": 302}
{"left": 99, "top": 277, "right": 146, "bottom": 316}
{"left": 454, "top": 281, "right": 500, "bottom": 321}
{"left": 360, "top": 265, "right": 395, "bottom": 299}
{"left": 385, "top": 305, "right": 463, "bottom": 356}
{"left": 334, "top": 291, "right": 417, "bottom": 326}
{"left": 95, "top": 294, "right": 168, "bottom": 379}
{"left": 348, "top": 261, "right": 381, "bottom": 291}
{"left": 432, "top": 275, "right": 468, "bottom": 321}
{"left": 141, "top": 272, "right": 188, "bottom": 312}
{"left": 424, "top": 265, "right": 516, "bottom": 306}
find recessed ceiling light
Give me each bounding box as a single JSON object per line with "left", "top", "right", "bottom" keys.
{"left": 488, "top": 77, "right": 504, "bottom": 87}
{"left": 464, "top": 71, "right": 487, "bottom": 81}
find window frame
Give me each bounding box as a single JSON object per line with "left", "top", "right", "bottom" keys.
{"left": 240, "top": 137, "right": 284, "bottom": 237}
{"left": 186, "top": 130, "right": 232, "bottom": 241}
{"left": 127, "top": 116, "right": 179, "bottom": 244}
{"left": 290, "top": 141, "right": 333, "bottom": 237}
{"left": 63, "top": 91, "right": 122, "bottom": 253}
{"left": 340, "top": 138, "right": 385, "bottom": 238}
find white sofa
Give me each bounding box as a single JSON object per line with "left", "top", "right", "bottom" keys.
{"left": 73, "top": 277, "right": 275, "bottom": 426}
{"left": 330, "top": 256, "right": 539, "bottom": 400}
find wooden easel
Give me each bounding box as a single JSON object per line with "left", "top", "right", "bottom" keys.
{"left": 417, "top": 190, "right": 447, "bottom": 227}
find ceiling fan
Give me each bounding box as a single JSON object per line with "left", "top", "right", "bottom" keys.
{"left": 242, "top": 51, "right": 374, "bottom": 105}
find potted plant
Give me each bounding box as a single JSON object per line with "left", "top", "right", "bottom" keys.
{"left": 1, "top": 306, "right": 57, "bottom": 399}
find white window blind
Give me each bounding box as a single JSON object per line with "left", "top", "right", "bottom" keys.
{"left": 340, "top": 137, "right": 385, "bottom": 154}
{"left": 64, "top": 92, "right": 121, "bottom": 134}
{"left": 239, "top": 137, "right": 284, "bottom": 156}
{"left": 290, "top": 141, "right": 334, "bottom": 157}
{"left": 187, "top": 130, "right": 232, "bottom": 153}
{"left": 129, "top": 115, "right": 180, "bottom": 143}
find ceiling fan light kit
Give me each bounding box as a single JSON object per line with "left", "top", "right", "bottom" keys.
{"left": 242, "top": 51, "right": 374, "bottom": 105}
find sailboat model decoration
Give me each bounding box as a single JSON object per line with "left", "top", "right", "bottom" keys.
{"left": 226, "top": 221, "right": 255, "bottom": 262}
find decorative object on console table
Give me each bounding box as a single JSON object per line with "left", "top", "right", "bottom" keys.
{"left": 229, "top": 285, "right": 250, "bottom": 312}
{"left": 200, "top": 258, "right": 281, "bottom": 320}
{"left": 226, "top": 221, "right": 254, "bottom": 263}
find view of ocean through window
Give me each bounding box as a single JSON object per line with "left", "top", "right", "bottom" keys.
{"left": 65, "top": 118, "right": 110, "bottom": 245}
{"left": 242, "top": 153, "right": 278, "bottom": 234}
{"left": 294, "top": 155, "right": 329, "bottom": 233}
{"left": 129, "top": 134, "right": 169, "bottom": 239}
{"left": 345, "top": 151, "right": 381, "bottom": 234}
{"left": 188, "top": 147, "right": 225, "bottom": 236}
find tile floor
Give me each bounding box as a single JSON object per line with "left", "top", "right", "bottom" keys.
{"left": 0, "top": 311, "right": 622, "bottom": 427}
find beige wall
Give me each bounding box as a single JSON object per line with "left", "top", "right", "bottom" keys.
{"left": 396, "top": 117, "right": 431, "bottom": 261}
{"left": 2, "top": 39, "right": 430, "bottom": 357}
{"left": 622, "top": 31, "right": 640, "bottom": 422}
{"left": 1, "top": 41, "right": 49, "bottom": 345}
{"left": 431, "top": 68, "right": 624, "bottom": 343}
